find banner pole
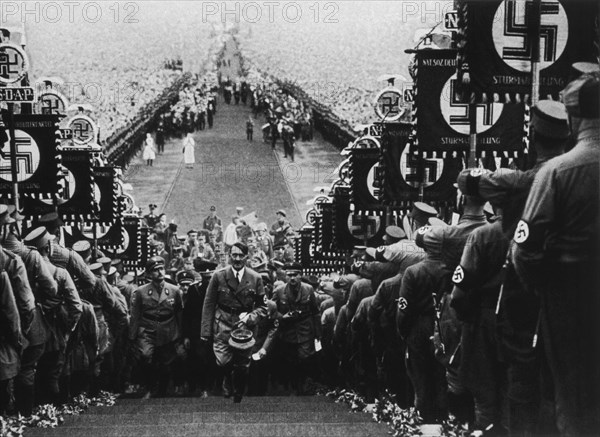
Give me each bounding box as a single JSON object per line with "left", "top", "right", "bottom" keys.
{"left": 93, "top": 222, "right": 98, "bottom": 259}
{"left": 530, "top": 0, "right": 541, "bottom": 107}
{"left": 468, "top": 101, "right": 477, "bottom": 168}
{"left": 528, "top": 0, "right": 542, "bottom": 169}
{"left": 7, "top": 103, "right": 19, "bottom": 210}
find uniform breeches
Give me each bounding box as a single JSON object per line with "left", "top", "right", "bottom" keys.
{"left": 16, "top": 343, "right": 45, "bottom": 387}
{"left": 460, "top": 313, "right": 505, "bottom": 430}
{"left": 406, "top": 342, "right": 447, "bottom": 422}
{"left": 213, "top": 336, "right": 252, "bottom": 368}
{"left": 134, "top": 330, "right": 178, "bottom": 368}
{"left": 213, "top": 316, "right": 252, "bottom": 368}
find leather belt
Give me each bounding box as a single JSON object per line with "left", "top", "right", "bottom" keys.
{"left": 143, "top": 313, "right": 172, "bottom": 323}
{"left": 218, "top": 303, "right": 248, "bottom": 315}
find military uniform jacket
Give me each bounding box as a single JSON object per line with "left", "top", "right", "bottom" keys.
{"left": 50, "top": 241, "right": 96, "bottom": 290}
{"left": 203, "top": 215, "right": 222, "bottom": 232}
{"left": 0, "top": 248, "right": 35, "bottom": 338}
{"left": 357, "top": 261, "right": 402, "bottom": 294}
{"left": 65, "top": 300, "right": 99, "bottom": 374}
{"left": 272, "top": 282, "right": 320, "bottom": 344}
{"left": 368, "top": 272, "right": 403, "bottom": 333}
{"left": 0, "top": 270, "right": 21, "bottom": 380}
{"left": 9, "top": 244, "right": 58, "bottom": 347}
{"left": 42, "top": 260, "right": 83, "bottom": 351}
{"left": 451, "top": 220, "right": 509, "bottom": 322}
{"left": 81, "top": 275, "right": 128, "bottom": 353}
{"left": 396, "top": 258, "right": 450, "bottom": 342}
{"left": 201, "top": 266, "right": 266, "bottom": 339}
{"left": 512, "top": 138, "right": 600, "bottom": 285}
{"left": 3, "top": 235, "right": 57, "bottom": 300}
{"left": 270, "top": 220, "right": 291, "bottom": 246}
{"left": 426, "top": 214, "right": 488, "bottom": 271}
{"left": 130, "top": 281, "right": 183, "bottom": 346}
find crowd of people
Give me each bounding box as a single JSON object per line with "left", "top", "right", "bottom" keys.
{"left": 27, "top": 5, "right": 224, "bottom": 143}
{"left": 248, "top": 76, "right": 314, "bottom": 161}
{"left": 2, "top": 67, "right": 597, "bottom": 435}
{"left": 214, "top": 65, "right": 315, "bottom": 160}
{"left": 316, "top": 73, "right": 598, "bottom": 436}
{"left": 2, "top": 13, "right": 598, "bottom": 436}
{"left": 237, "top": 2, "right": 437, "bottom": 128}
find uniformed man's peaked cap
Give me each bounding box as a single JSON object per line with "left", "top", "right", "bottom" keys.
{"left": 23, "top": 227, "right": 55, "bottom": 249}
{"left": 89, "top": 262, "right": 103, "bottom": 274}
{"left": 409, "top": 202, "right": 438, "bottom": 228}
{"left": 283, "top": 262, "right": 302, "bottom": 273}
{"left": 73, "top": 240, "right": 91, "bottom": 253}
{"left": 563, "top": 71, "right": 600, "bottom": 119}
{"left": 531, "top": 100, "right": 570, "bottom": 139}
{"left": 146, "top": 256, "right": 165, "bottom": 272}
{"left": 38, "top": 212, "right": 63, "bottom": 229}
{"left": 385, "top": 225, "right": 406, "bottom": 240}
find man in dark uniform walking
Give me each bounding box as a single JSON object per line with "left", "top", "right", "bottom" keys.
{"left": 129, "top": 256, "right": 184, "bottom": 397}
{"left": 203, "top": 206, "right": 222, "bottom": 237}
{"left": 450, "top": 216, "right": 509, "bottom": 434}
{"left": 2, "top": 213, "right": 58, "bottom": 415}
{"left": 271, "top": 262, "right": 320, "bottom": 394}
{"left": 512, "top": 72, "right": 600, "bottom": 436}
{"left": 144, "top": 204, "right": 159, "bottom": 229}
{"left": 201, "top": 242, "right": 266, "bottom": 403}
{"left": 396, "top": 225, "right": 450, "bottom": 422}
{"left": 23, "top": 227, "right": 82, "bottom": 405}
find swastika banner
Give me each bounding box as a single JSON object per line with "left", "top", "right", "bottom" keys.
{"left": 63, "top": 218, "right": 124, "bottom": 250}
{"left": 349, "top": 148, "right": 381, "bottom": 209}
{"left": 0, "top": 114, "right": 60, "bottom": 199}
{"left": 458, "top": 0, "right": 598, "bottom": 101}
{"left": 381, "top": 122, "right": 462, "bottom": 208}
{"left": 91, "top": 167, "right": 119, "bottom": 225}
{"left": 415, "top": 49, "right": 525, "bottom": 157}
{"left": 297, "top": 226, "right": 314, "bottom": 267}
{"left": 21, "top": 150, "right": 94, "bottom": 220}
{"left": 102, "top": 215, "right": 141, "bottom": 264}
{"left": 317, "top": 203, "right": 333, "bottom": 252}
{"left": 332, "top": 192, "right": 386, "bottom": 251}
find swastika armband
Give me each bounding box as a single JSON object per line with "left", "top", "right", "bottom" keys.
{"left": 465, "top": 168, "right": 483, "bottom": 196}
{"left": 513, "top": 220, "right": 544, "bottom": 250}
{"left": 452, "top": 265, "right": 476, "bottom": 290}
{"left": 415, "top": 226, "right": 431, "bottom": 249}
{"left": 397, "top": 297, "right": 408, "bottom": 311}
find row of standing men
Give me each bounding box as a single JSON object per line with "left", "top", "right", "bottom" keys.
{"left": 322, "top": 70, "right": 600, "bottom": 436}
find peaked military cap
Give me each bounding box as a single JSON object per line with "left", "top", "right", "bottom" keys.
{"left": 23, "top": 227, "right": 55, "bottom": 250}
{"left": 531, "top": 100, "right": 570, "bottom": 139}
{"left": 563, "top": 71, "right": 600, "bottom": 119}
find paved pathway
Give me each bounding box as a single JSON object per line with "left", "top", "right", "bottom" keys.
{"left": 124, "top": 38, "right": 343, "bottom": 232}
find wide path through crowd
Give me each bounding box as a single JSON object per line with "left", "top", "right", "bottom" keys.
{"left": 125, "top": 47, "right": 342, "bottom": 231}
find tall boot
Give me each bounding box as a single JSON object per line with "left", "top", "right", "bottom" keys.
{"left": 15, "top": 382, "right": 35, "bottom": 416}
{"left": 221, "top": 363, "right": 233, "bottom": 398}
{"left": 232, "top": 366, "right": 248, "bottom": 403}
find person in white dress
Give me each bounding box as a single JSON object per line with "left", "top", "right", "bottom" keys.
{"left": 142, "top": 133, "right": 156, "bottom": 166}
{"left": 182, "top": 133, "right": 195, "bottom": 169}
